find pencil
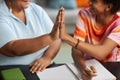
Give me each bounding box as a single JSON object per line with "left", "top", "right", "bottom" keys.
{"left": 86, "top": 66, "right": 93, "bottom": 72}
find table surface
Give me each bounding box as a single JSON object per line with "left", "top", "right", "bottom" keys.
{"left": 102, "top": 62, "right": 120, "bottom": 80}
{"left": 0, "top": 62, "right": 120, "bottom": 80}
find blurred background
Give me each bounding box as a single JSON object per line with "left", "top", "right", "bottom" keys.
{"left": 31, "top": 0, "right": 89, "bottom": 64}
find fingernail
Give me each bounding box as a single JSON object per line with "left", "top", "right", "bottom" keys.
{"left": 32, "top": 71, "right": 34, "bottom": 74}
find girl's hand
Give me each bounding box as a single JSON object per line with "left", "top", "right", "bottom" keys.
{"left": 82, "top": 66, "right": 97, "bottom": 80}
{"left": 59, "top": 7, "right": 67, "bottom": 40}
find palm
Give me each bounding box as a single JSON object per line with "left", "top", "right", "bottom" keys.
{"left": 59, "top": 8, "right": 67, "bottom": 39}
{"left": 50, "top": 8, "right": 62, "bottom": 40}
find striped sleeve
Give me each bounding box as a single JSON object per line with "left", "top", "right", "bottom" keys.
{"left": 108, "top": 25, "right": 120, "bottom": 46}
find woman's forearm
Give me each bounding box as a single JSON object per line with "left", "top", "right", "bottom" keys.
{"left": 42, "top": 39, "right": 61, "bottom": 60}
{"left": 0, "top": 34, "right": 54, "bottom": 56}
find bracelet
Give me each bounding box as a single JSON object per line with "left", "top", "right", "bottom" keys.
{"left": 74, "top": 39, "right": 80, "bottom": 49}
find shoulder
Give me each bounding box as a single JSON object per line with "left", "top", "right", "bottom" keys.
{"left": 0, "top": 16, "right": 10, "bottom": 24}
{"left": 0, "top": 0, "right": 9, "bottom": 16}
{"left": 28, "top": 2, "right": 46, "bottom": 13}
{"left": 77, "top": 8, "right": 94, "bottom": 24}
{"left": 112, "top": 15, "right": 120, "bottom": 27}
{"left": 77, "top": 8, "right": 94, "bottom": 22}
{"left": 108, "top": 15, "right": 120, "bottom": 33}
{"left": 78, "top": 8, "right": 91, "bottom": 17}
{"left": 26, "top": 2, "right": 48, "bottom": 17}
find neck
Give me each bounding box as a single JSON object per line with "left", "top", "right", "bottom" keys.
{"left": 5, "top": 0, "right": 26, "bottom": 24}
{"left": 96, "top": 13, "right": 115, "bottom": 27}
{"left": 5, "top": 0, "right": 23, "bottom": 13}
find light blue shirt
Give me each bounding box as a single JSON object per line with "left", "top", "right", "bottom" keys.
{"left": 0, "top": 1, "right": 53, "bottom": 65}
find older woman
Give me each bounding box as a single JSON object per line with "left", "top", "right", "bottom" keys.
{"left": 59, "top": 0, "right": 120, "bottom": 80}
{"left": 0, "top": 0, "right": 61, "bottom": 73}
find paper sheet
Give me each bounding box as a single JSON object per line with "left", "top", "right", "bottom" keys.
{"left": 37, "top": 59, "right": 116, "bottom": 80}
{"left": 37, "top": 65, "right": 78, "bottom": 80}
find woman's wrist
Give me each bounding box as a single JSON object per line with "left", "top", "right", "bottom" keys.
{"left": 48, "top": 34, "right": 55, "bottom": 42}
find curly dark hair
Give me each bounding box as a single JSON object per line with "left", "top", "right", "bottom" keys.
{"left": 103, "top": 0, "right": 120, "bottom": 14}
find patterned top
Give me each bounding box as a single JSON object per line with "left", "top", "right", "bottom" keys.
{"left": 74, "top": 8, "right": 120, "bottom": 62}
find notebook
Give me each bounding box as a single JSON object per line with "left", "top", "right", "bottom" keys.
{"left": 37, "top": 59, "right": 116, "bottom": 80}
{"left": 0, "top": 68, "right": 26, "bottom": 80}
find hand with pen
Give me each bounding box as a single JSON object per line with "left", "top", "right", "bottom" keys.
{"left": 81, "top": 66, "right": 97, "bottom": 80}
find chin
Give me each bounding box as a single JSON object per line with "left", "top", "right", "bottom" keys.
{"left": 24, "top": 6, "right": 29, "bottom": 9}
{"left": 23, "top": 1, "right": 30, "bottom": 6}
{"left": 23, "top": 4, "right": 30, "bottom": 8}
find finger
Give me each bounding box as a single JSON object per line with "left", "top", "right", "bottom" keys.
{"left": 83, "top": 70, "right": 92, "bottom": 78}
{"left": 30, "top": 63, "right": 40, "bottom": 73}
{"left": 56, "top": 9, "right": 60, "bottom": 20}
{"left": 90, "top": 66, "right": 97, "bottom": 76}
{"left": 30, "top": 62, "right": 37, "bottom": 71}
{"left": 61, "top": 7, "right": 65, "bottom": 23}
{"left": 41, "top": 67, "right": 46, "bottom": 72}
{"left": 56, "top": 8, "right": 62, "bottom": 23}
{"left": 85, "top": 66, "right": 92, "bottom": 73}
{"left": 58, "top": 14, "right": 61, "bottom": 23}
{"left": 37, "top": 65, "right": 46, "bottom": 72}
{"left": 37, "top": 65, "right": 44, "bottom": 71}
{"left": 85, "top": 66, "right": 97, "bottom": 77}
{"left": 90, "top": 66, "right": 97, "bottom": 73}
{"left": 84, "top": 67, "right": 94, "bottom": 78}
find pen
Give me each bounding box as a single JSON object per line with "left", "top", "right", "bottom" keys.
{"left": 86, "top": 66, "right": 93, "bottom": 72}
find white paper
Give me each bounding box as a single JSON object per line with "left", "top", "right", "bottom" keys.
{"left": 86, "top": 59, "right": 116, "bottom": 80}
{"left": 36, "top": 59, "right": 116, "bottom": 80}
{"left": 67, "top": 59, "right": 116, "bottom": 80}
{"left": 37, "top": 65, "right": 78, "bottom": 80}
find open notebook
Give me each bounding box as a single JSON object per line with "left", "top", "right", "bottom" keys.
{"left": 36, "top": 59, "right": 116, "bottom": 80}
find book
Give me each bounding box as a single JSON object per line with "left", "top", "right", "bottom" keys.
{"left": 36, "top": 59, "right": 116, "bottom": 80}
{"left": 0, "top": 68, "right": 26, "bottom": 80}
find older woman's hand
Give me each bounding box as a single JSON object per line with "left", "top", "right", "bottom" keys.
{"left": 30, "top": 57, "right": 51, "bottom": 73}
{"left": 50, "top": 7, "right": 63, "bottom": 40}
